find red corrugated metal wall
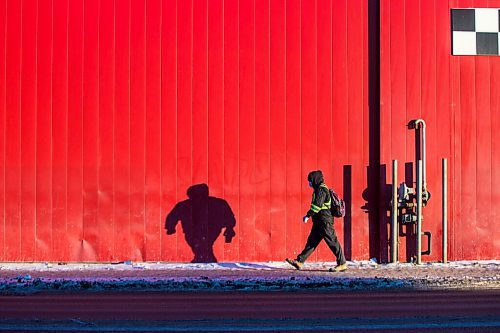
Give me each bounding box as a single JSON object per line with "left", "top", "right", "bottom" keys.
{"left": 380, "top": 0, "right": 500, "bottom": 261}
{"left": 0, "top": 0, "right": 371, "bottom": 262}
{"left": 4, "top": 0, "right": 498, "bottom": 263}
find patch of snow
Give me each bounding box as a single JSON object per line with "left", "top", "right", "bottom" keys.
{"left": 0, "top": 260, "right": 499, "bottom": 272}
{"left": 0, "top": 260, "right": 498, "bottom": 294}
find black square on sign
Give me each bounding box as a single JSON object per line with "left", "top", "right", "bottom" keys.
{"left": 476, "top": 33, "right": 499, "bottom": 55}
{"left": 451, "top": 9, "right": 475, "bottom": 31}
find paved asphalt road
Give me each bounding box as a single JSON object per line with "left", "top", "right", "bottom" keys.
{"left": 1, "top": 290, "right": 499, "bottom": 332}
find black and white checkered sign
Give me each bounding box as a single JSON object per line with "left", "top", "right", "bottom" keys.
{"left": 452, "top": 8, "right": 500, "bottom": 56}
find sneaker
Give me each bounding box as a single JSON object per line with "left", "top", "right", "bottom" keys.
{"left": 329, "top": 263, "right": 347, "bottom": 272}
{"left": 285, "top": 258, "right": 303, "bottom": 270}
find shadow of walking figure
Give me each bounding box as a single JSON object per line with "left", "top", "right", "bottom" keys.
{"left": 165, "top": 184, "right": 236, "bottom": 263}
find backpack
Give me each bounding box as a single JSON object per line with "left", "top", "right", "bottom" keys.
{"left": 329, "top": 189, "right": 345, "bottom": 218}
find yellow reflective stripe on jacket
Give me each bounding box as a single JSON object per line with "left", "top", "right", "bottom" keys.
{"left": 310, "top": 184, "right": 332, "bottom": 212}
{"left": 310, "top": 203, "right": 322, "bottom": 213}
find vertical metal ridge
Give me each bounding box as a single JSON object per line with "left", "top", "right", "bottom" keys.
{"left": 473, "top": 45, "right": 478, "bottom": 234}
{"left": 488, "top": 54, "right": 493, "bottom": 252}
{"left": 314, "top": 0, "right": 318, "bottom": 168}
{"left": 221, "top": 0, "right": 225, "bottom": 261}
{"left": 95, "top": 0, "right": 100, "bottom": 258}
{"left": 143, "top": 0, "right": 147, "bottom": 257}
{"left": 360, "top": 1, "right": 368, "bottom": 169}
{"left": 81, "top": 0, "right": 85, "bottom": 259}
{"left": 158, "top": 0, "right": 162, "bottom": 260}
{"left": 80, "top": 0, "right": 85, "bottom": 248}
{"left": 49, "top": 0, "right": 54, "bottom": 255}
{"left": 236, "top": 0, "right": 240, "bottom": 261}
{"left": 457, "top": 32, "right": 462, "bottom": 259}
{"left": 298, "top": 0, "right": 302, "bottom": 247}
{"left": 80, "top": 0, "right": 86, "bottom": 257}
{"left": 159, "top": 0, "right": 164, "bottom": 258}
{"left": 173, "top": 0, "right": 179, "bottom": 260}
{"left": 447, "top": 0, "right": 454, "bottom": 260}
{"left": 251, "top": 0, "right": 257, "bottom": 259}
{"left": 418, "top": 0, "right": 422, "bottom": 121}
{"left": 190, "top": 0, "right": 193, "bottom": 189}
{"left": 174, "top": 0, "right": 180, "bottom": 261}
{"left": 112, "top": 0, "right": 116, "bottom": 260}
{"left": 1, "top": 0, "right": 6, "bottom": 259}
{"left": 206, "top": 0, "right": 209, "bottom": 241}
{"left": 329, "top": 0, "right": 333, "bottom": 179}
{"left": 401, "top": 0, "right": 406, "bottom": 162}
{"left": 362, "top": 0, "right": 366, "bottom": 171}
{"left": 345, "top": 0, "right": 349, "bottom": 164}
{"left": 387, "top": 0, "right": 392, "bottom": 155}
{"left": 65, "top": 0, "right": 69, "bottom": 247}
{"left": 206, "top": 0, "right": 209, "bottom": 191}
{"left": 129, "top": 0, "right": 133, "bottom": 256}
{"left": 33, "top": 0, "right": 39, "bottom": 257}
{"left": 189, "top": 0, "right": 193, "bottom": 260}
{"left": 18, "top": 0, "right": 24, "bottom": 260}
{"left": 283, "top": 0, "right": 287, "bottom": 254}
{"left": 268, "top": 0, "right": 271, "bottom": 247}
{"left": 432, "top": 0, "right": 438, "bottom": 198}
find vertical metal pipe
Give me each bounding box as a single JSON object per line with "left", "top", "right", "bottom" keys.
{"left": 422, "top": 125, "right": 426, "bottom": 190}
{"left": 391, "top": 160, "right": 398, "bottom": 263}
{"left": 443, "top": 158, "right": 448, "bottom": 264}
{"left": 416, "top": 160, "right": 423, "bottom": 265}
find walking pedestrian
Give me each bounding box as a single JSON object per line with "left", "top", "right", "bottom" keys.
{"left": 286, "top": 170, "right": 347, "bottom": 272}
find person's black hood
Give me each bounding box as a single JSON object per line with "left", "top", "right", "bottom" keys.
{"left": 307, "top": 170, "right": 324, "bottom": 188}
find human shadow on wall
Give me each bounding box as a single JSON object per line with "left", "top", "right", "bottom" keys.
{"left": 165, "top": 184, "right": 236, "bottom": 263}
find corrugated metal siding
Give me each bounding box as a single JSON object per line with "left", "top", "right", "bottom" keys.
{"left": 0, "top": 0, "right": 369, "bottom": 262}
{"left": 380, "top": 0, "right": 500, "bottom": 261}
{"left": 4, "top": 0, "right": 500, "bottom": 263}
{"left": 451, "top": 0, "right": 500, "bottom": 259}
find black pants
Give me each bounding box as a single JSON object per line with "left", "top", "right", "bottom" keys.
{"left": 297, "top": 219, "right": 346, "bottom": 265}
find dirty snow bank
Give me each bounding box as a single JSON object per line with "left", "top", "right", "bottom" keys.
{"left": 1, "top": 259, "right": 499, "bottom": 272}
{"left": 0, "top": 275, "right": 412, "bottom": 294}
{"left": 0, "top": 260, "right": 498, "bottom": 294}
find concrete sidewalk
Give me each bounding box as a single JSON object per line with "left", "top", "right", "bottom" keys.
{"left": 0, "top": 261, "right": 498, "bottom": 294}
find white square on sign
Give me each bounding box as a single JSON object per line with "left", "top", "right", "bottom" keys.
{"left": 452, "top": 31, "right": 476, "bottom": 55}
{"left": 475, "top": 9, "right": 499, "bottom": 33}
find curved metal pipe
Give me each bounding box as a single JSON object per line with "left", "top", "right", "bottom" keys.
{"left": 414, "top": 119, "right": 427, "bottom": 191}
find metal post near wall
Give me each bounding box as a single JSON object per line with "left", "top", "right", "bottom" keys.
{"left": 416, "top": 160, "right": 423, "bottom": 265}
{"left": 391, "top": 160, "right": 398, "bottom": 263}
{"left": 442, "top": 158, "right": 448, "bottom": 264}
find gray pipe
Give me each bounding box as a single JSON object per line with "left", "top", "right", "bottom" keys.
{"left": 416, "top": 160, "right": 423, "bottom": 265}
{"left": 415, "top": 119, "right": 427, "bottom": 190}
{"left": 391, "top": 160, "right": 398, "bottom": 263}
{"left": 443, "top": 158, "right": 448, "bottom": 264}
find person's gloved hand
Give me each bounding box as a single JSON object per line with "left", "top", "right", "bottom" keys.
{"left": 303, "top": 216, "right": 310, "bottom": 223}
{"left": 166, "top": 228, "right": 176, "bottom": 235}
{"left": 224, "top": 228, "right": 236, "bottom": 242}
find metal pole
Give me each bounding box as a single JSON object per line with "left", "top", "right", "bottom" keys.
{"left": 416, "top": 160, "right": 423, "bottom": 265}
{"left": 442, "top": 158, "right": 448, "bottom": 264}
{"left": 391, "top": 160, "right": 398, "bottom": 263}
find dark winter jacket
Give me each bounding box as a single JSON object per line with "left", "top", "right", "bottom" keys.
{"left": 306, "top": 170, "right": 333, "bottom": 222}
